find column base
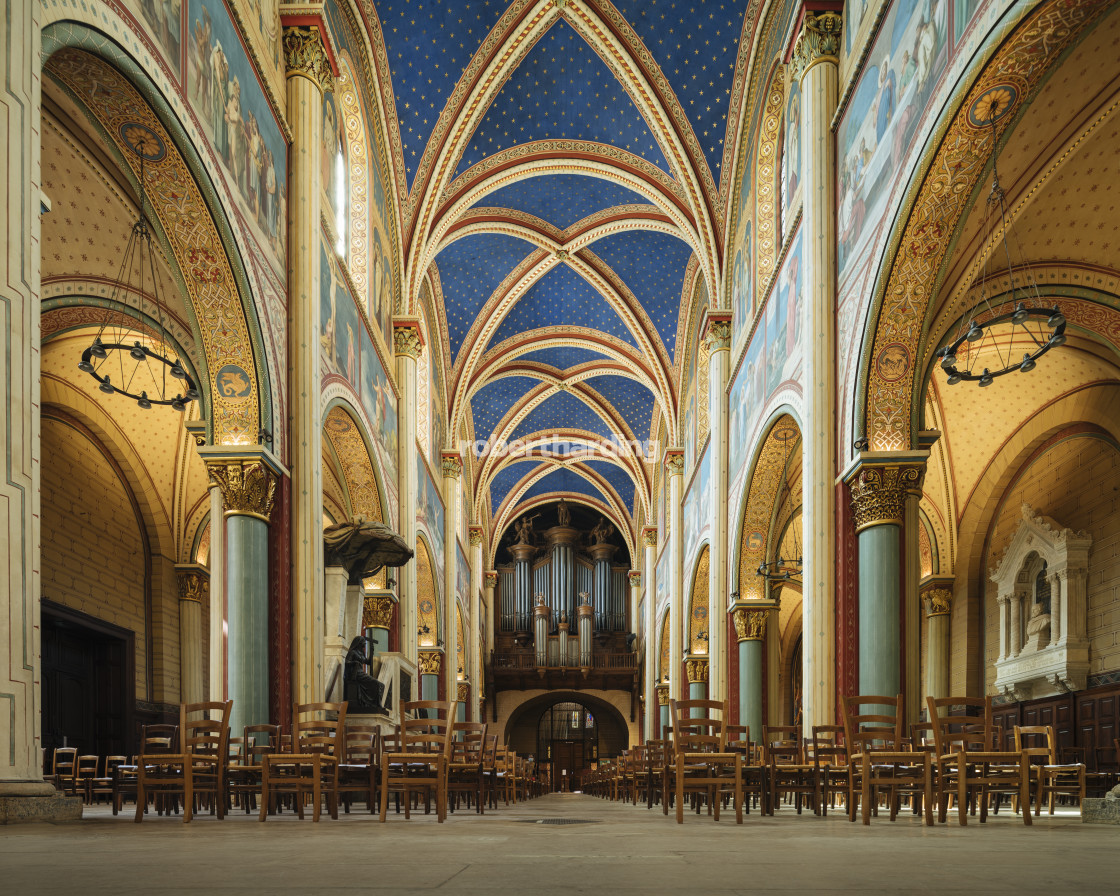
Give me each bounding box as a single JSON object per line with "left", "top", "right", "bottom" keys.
{"left": 0, "top": 782, "right": 83, "bottom": 824}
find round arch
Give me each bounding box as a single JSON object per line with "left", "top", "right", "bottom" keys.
{"left": 686, "top": 544, "right": 711, "bottom": 657}
{"left": 40, "top": 24, "right": 276, "bottom": 445}
{"left": 415, "top": 533, "right": 442, "bottom": 649}
{"left": 322, "top": 399, "right": 387, "bottom": 524}
{"left": 503, "top": 691, "right": 631, "bottom": 763}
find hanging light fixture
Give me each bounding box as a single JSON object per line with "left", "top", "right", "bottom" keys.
{"left": 757, "top": 425, "right": 802, "bottom": 585}
{"left": 935, "top": 95, "right": 1065, "bottom": 386}
{"left": 77, "top": 142, "right": 198, "bottom": 411}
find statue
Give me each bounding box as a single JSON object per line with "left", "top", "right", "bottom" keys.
{"left": 557, "top": 498, "right": 571, "bottom": 527}
{"left": 590, "top": 516, "right": 614, "bottom": 544}
{"left": 513, "top": 513, "right": 539, "bottom": 545}
{"left": 343, "top": 635, "right": 387, "bottom": 714}
{"left": 323, "top": 515, "right": 414, "bottom": 584}
{"left": 1024, "top": 602, "right": 1051, "bottom": 649}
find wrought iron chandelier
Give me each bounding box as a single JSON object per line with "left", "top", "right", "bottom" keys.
{"left": 757, "top": 425, "right": 802, "bottom": 585}
{"left": 78, "top": 148, "right": 198, "bottom": 411}
{"left": 935, "top": 96, "right": 1066, "bottom": 387}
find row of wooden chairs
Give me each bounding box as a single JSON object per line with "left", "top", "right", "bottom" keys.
{"left": 588, "top": 694, "right": 1095, "bottom": 826}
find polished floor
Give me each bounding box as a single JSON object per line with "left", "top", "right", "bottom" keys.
{"left": 1, "top": 794, "right": 1117, "bottom": 894}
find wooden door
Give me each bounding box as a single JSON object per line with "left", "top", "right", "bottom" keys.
{"left": 550, "top": 740, "right": 585, "bottom": 792}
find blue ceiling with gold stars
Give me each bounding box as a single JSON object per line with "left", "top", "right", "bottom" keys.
{"left": 454, "top": 21, "right": 670, "bottom": 179}
{"left": 522, "top": 467, "right": 614, "bottom": 509}
{"left": 472, "top": 175, "right": 652, "bottom": 231}
{"left": 375, "top": 0, "right": 751, "bottom": 529}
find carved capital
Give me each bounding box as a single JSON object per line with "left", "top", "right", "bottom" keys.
{"left": 176, "top": 566, "right": 209, "bottom": 604}
{"left": 484, "top": 571, "right": 499, "bottom": 588}
{"left": 655, "top": 684, "right": 670, "bottom": 706}
{"left": 456, "top": 682, "right": 470, "bottom": 703}
{"left": 207, "top": 458, "right": 278, "bottom": 522}
{"left": 664, "top": 449, "right": 685, "bottom": 478}
{"left": 790, "top": 11, "right": 843, "bottom": 80}
{"left": 642, "top": 526, "right": 658, "bottom": 547}
{"left": 393, "top": 318, "right": 424, "bottom": 360}
{"left": 848, "top": 462, "right": 925, "bottom": 532}
{"left": 628, "top": 570, "right": 642, "bottom": 588}
{"left": 440, "top": 451, "right": 463, "bottom": 480}
{"left": 732, "top": 608, "right": 768, "bottom": 641}
{"left": 282, "top": 26, "right": 334, "bottom": 93}
{"left": 925, "top": 588, "right": 952, "bottom": 617}
{"left": 418, "top": 651, "right": 442, "bottom": 675}
{"left": 362, "top": 595, "right": 394, "bottom": 630}
{"left": 686, "top": 657, "right": 709, "bottom": 684}
{"left": 704, "top": 313, "right": 733, "bottom": 353}
{"left": 468, "top": 526, "right": 484, "bottom": 546}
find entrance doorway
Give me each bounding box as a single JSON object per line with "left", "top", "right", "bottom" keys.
{"left": 41, "top": 602, "right": 133, "bottom": 758}
{"left": 538, "top": 701, "right": 598, "bottom": 791}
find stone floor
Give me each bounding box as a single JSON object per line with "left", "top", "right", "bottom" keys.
{"left": 1, "top": 793, "right": 1117, "bottom": 894}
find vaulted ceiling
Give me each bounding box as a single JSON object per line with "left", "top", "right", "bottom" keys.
{"left": 377, "top": 0, "right": 751, "bottom": 534}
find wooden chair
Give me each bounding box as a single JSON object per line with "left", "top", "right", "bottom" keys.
{"left": 74, "top": 755, "right": 99, "bottom": 804}
{"left": 379, "top": 700, "right": 456, "bottom": 822}
{"left": 259, "top": 702, "right": 348, "bottom": 822}
{"left": 1014, "top": 725, "right": 1085, "bottom": 815}
{"left": 134, "top": 722, "right": 184, "bottom": 821}
{"left": 842, "top": 694, "right": 933, "bottom": 826}
{"left": 136, "top": 702, "right": 232, "bottom": 823}
{"left": 447, "top": 721, "right": 487, "bottom": 814}
{"left": 811, "top": 725, "right": 848, "bottom": 817}
{"left": 89, "top": 755, "right": 125, "bottom": 806}
{"left": 48, "top": 747, "right": 78, "bottom": 796}
{"left": 666, "top": 698, "right": 742, "bottom": 824}
{"left": 480, "top": 734, "right": 500, "bottom": 810}
{"left": 338, "top": 726, "right": 380, "bottom": 814}
{"left": 927, "top": 696, "right": 1031, "bottom": 826}
{"left": 764, "top": 726, "right": 815, "bottom": 815}
{"left": 229, "top": 724, "right": 280, "bottom": 814}
{"left": 726, "top": 725, "right": 767, "bottom": 815}
{"left": 182, "top": 700, "right": 233, "bottom": 820}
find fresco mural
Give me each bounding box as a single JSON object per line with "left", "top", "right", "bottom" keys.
{"left": 187, "top": 0, "right": 286, "bottom": 267}
{"left": 417, "top": 454, "right": 446, "bottom": 587}
{"left": 132, "top": 0, "right": 182, "bottom": 77}
{"left": 954, "top": 0, "right": 985, "bottom": 43}
{"left": 729, "top": 228, "right": 804, "bottom": 486}
{"left": 360, "top": 325, "right": 398, "bottom": 491}
{"left": 782, "top": 79, "right": 801, "bottom": 227}
{"left": 838, "top": 0, "right": 948, "bottom": 278}
{"left": 732, "top": 220, "right": 753, "bottom": 346}
{"left": 322, "top": 89, "right": 341, "bottom": 210}
{"left": 682, "top": 445, "right": 711, "bottom": 568}
{"left": 457, "top": 545, "right": 470, "bottom": 606}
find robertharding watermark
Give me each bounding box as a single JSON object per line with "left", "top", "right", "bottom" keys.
{"left": 462, "top": 435, "right": 661, "bottom": 463}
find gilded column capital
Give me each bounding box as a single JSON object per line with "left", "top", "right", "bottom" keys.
{"left": 456, "top": 682, "right": 470, "bottom": 703}
{"left": 393, "top": 317, "right": 424, "bottom": 360}
{"left": 282, "top": 26, "right": 335, "bottom": 93}
{"left": 207, "top": 458, "right": 278, "bottom": 522}
{"left": 468, "top": 526, "right": 484, "bottom": 546}
{"left": 732, "top": 607, "right": 769, "bottom": 641}
{"left": 484, "top": 571, "right": 499, "bottom": 588}
{"left": 704, "top": 311, "right": 733, "bottom": 354}
{"left": 628, "top": 570, "right": 642, "bottom": 588}
{"left": 418, "top": 651, "right": 443, "bottom": 675}
{"left": 362, "top": 595, "right": 395, "bottom": 630}
{"left": 655, "top": 684, "right": 670, "bottom": 706}
{"left": 664, "top": 449, "right": 685, "bottom": 478}
{"left": 925, "top": 588, "right": 952, "bottom": 617}
{"left": 686, "top": 657, "right": 710, "bottom": 684}
{"left": 440, "top": 451, "right": 463, "bottom": 479}
{"left": 790, "top": 11, "right": 843, "bottom": 80}
{"left": 847, "top": 460, "right": 926, "bottom": 533}
{"left": 175, "top": 565, "right": 209, "bottom": 604}
{"left": 641, "top": 526, "right": 658, "bottom": 547}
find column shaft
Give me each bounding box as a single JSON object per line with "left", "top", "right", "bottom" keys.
{"left": 469, "top": 529, "right": 484, "bottom": 722}
{"left": 740, "top": 640, "right": 763, "bottom": 740}
{"left": 667, "top": 454, "right": 684, "bottom": 701}
{"left": 208, "top": 485, "right": 226, "bottom": 699}
{"left": 176, "top": 566, "right": 208, "bottom": 705}
{"left": 857, "top": 523, "right": 900, "bottom": 698}
{"left": 795, "top": 14, "right": 841, "bottom": 736}
{"left": 285, "top": 45, "right": 326, "bottom": 707}
{"left": 642, "top": 529, "right": 657, "bottom": 741}
{"left": 395, "top": 326, "right": 420, "bottom": 664}
{"left": 706, "top": 317, "right": 731, "bottom": 704}
{"left": 227, "top": 515, "right": 270, "bottom": 734}
{"left": 441, "top": 454, "right": 461, "bottom": 703}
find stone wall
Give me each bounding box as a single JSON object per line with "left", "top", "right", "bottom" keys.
{"left": 40, "top": 418, "right": 150, "bottom": 698}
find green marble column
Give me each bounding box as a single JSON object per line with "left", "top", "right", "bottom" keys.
{"left": 733, "top": 606, "right": 770, "bottom": 742}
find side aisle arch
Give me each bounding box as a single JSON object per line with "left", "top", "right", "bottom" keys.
{"left": 322, "top": 401, "right": 386, "bottom": 524}
{"left": 42, "top": 30, "right": 274, "bottom": 446}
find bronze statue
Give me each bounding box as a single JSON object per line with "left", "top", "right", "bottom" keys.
{"left": 323, "top": 515, "right": 413, "bottom": 584}
{"left": 556, "top": 497, "right": 571, "bottom": 527}
{"left": 590, "top": 516, "right": 614, "bottom": 544}
{"left": 513, "top": 513, "right": 539, "bottom": 545}
{"left": 343, "top": 635, "right": 387, "bottom": 713}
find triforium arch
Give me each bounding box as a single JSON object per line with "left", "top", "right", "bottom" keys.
{"left": 686, "top": 545, "right": 711, "bottom": 664}
{"left": 415, "top": 533, "right": 443, "bottom": 651}
{"left": 322, "top": 400, "right": 387, "bottom": 525}
{"left": 41, "top": 27, "right": 274, "bottom": 445}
